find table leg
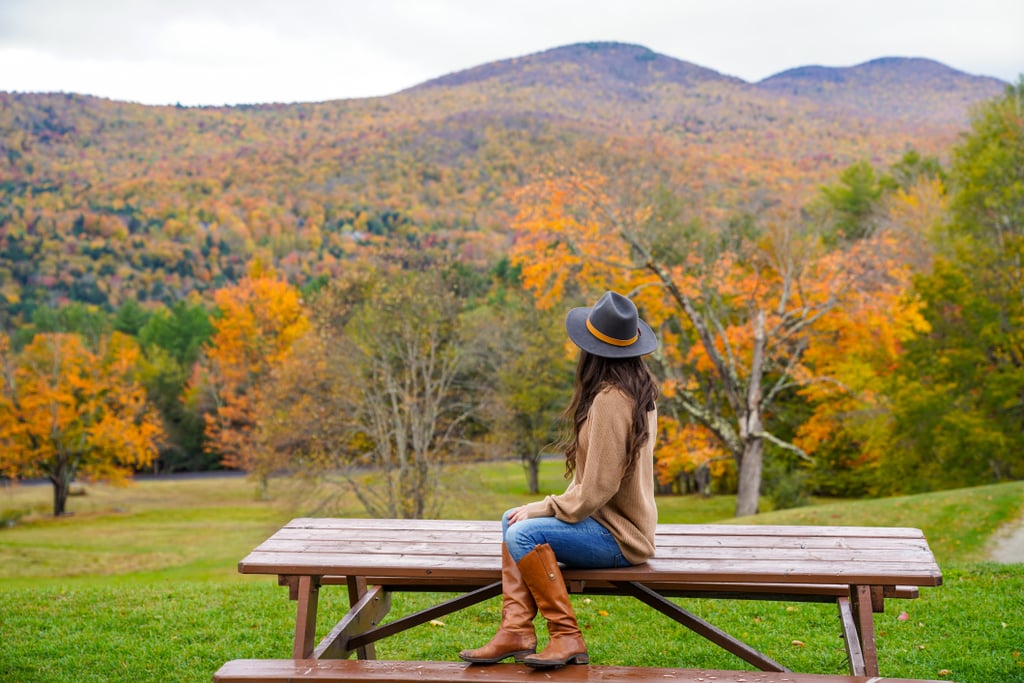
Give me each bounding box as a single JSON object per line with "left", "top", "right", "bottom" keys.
{"left": 851, "top": 584, "right": 880, "bottom": 677}
{"left": 347, "top": 576, "right": 377, "bottom": 659}
{"left": 293, "top": 575, "right": 321, "bottom": 659}
{"left": 837, "top": 597, "right": 866, "bottom": 676}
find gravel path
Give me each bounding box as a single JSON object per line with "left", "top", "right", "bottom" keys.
{"left": 989, "top": 516, "right": 1024, "bottom": 563}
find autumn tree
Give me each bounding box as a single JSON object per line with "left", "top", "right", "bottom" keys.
{"left": 886, "top": 80, "right": 1024, "bottom": 489}
{"left": 0, "top": 331, "right": 164, "bottom": 516}
{"left": 511, "top": 172, "right": 906, "bottom": 516}
{"left": 791, "top": 230, "right": 929, "bottom": 496}
{"left": 467, "top": 267, "right": 574, "bottom": 494}
{"left": 192, "top": 268, "right": 308, "bottom": 493}
{"left": 254, "top": 278, "right": 367, "bottom": 512}
{"left": 259, "top": 271, "right": 479, "bottom": 519}
{"left": 772, "top": 153, "right": 943, "bottom": 497}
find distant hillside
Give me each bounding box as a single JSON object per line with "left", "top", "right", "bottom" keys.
{"left": 757, "top": 57, "right": 1007, "bottom": 124}
{"left": 0, "top": 43, "right": 1006, "bottom": 324}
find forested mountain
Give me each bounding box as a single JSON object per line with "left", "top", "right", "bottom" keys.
{"left": 0, "top": 42, "right": 1006, "bottom": 325}
{"left": 757, "top": 56, "right": 1007, "bottom": 123}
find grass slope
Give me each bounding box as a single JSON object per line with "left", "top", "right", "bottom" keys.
{"left": 1, "top": 463, "right": 1022, "bottom": 683}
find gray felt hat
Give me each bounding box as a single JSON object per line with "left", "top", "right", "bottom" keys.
{"left": 565, "top": 291, "right": 657, "bottom": 358}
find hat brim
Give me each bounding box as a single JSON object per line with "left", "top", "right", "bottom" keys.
{"left": 565, "top": 307, "right": 658, "bottom": 358}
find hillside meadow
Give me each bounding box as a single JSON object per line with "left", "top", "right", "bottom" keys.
{"left": 1, "top": 462, "right": 1023, "bottom": 683}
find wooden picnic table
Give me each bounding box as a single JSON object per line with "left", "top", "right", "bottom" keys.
{"left": 236, "top": 518, "right": 943, "bottom": 678}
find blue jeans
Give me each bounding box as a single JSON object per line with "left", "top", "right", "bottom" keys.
{"left": 502, "top": 508, "right": 630, "bottom": 568}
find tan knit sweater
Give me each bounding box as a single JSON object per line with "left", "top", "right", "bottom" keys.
{"left": 522, "top": 386, "right": 658, "bottom": 564}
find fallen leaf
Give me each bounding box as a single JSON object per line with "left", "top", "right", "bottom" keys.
{"left": 897, "top": 611, "right": 909, "bottom": 621}
{"left": 791, "top": 640, "right": 806, "bottom": 647}
{"left": 598, "top": 609, "right": 609, "bottom": 617}
{"left": 938, "top": 670, "right": 952, "bottom": 677}
{"left": 429, "top": 620, "right": 445, "bottom": 627}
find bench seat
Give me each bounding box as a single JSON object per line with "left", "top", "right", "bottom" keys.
{"left": 213, "top": 659, "right": 946, "bottom": 682}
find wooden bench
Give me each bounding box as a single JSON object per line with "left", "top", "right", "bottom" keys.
{"left": 213, "top": 659, "right": 947, "bottom": 682}
{"left": 230, "top": 518, "right": 943, "bottom": 678}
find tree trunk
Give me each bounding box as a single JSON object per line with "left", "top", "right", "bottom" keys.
{"left": 695, "top": 463, "right": 712, "bottom": 497}
{"left": 735, "top": 437, "right": 763, "bottom": 517}
{"left": 524, "top": 456, "right": 540, "bottom": 495}
{"left": 51, "top": 475, "right": 70, "bottom": 517}
{"left": 735, "top": 310, "right": 766, "bottom": 518}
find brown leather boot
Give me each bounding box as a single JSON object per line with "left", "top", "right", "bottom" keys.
{"left": 517, "top": 543, "right": 589, "bottom": 668}
{"left": 458, "top": 543, "right": 537, "bottom": 663}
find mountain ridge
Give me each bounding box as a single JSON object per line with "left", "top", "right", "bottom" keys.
{"left": 396, "top": 42, "right": 1005, "bottom": 129}
{"left": 754, "top": 55, "right": 1007, "bottom": 124}
{"left": 408, "top": 42, "right": 744, "bottom": 92}
{"left": 759, "top": 56, "right": 1007, "bottom": 86}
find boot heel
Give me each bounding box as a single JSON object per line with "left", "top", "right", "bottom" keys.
{"left": 571, "top": 653, "right": 590, "bottom": 664}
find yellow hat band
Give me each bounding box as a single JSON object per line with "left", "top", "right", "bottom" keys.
{"left": 586, "top": 317, "right": 638, "bottom": 347}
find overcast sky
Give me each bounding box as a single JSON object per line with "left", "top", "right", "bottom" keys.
{"left": 0, "top": 0, "right": 1021, "bottom": 107}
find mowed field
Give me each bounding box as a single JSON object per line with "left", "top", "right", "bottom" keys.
{"left": 1, "top": 462, "right": 1023, "bottom": 683}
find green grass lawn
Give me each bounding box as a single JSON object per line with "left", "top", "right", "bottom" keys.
{"left": 1, "top": 463, "right": 1023, "bottom": 683}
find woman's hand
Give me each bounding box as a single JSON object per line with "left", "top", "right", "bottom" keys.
{"left": 507, "top": 505, "right": 529, "bottom": 525}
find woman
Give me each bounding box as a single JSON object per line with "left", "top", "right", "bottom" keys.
{"left": 459, "top": 290, "right": 659, "bottom": 669}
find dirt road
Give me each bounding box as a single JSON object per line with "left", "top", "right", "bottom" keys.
{"left": 989, "top": 516, "right": 1024, "bottom": 563}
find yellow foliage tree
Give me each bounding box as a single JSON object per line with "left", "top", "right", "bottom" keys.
{"left": 193, "top": 268, "right": 309, "bottom": 494}
{"left": 0, "top": 331, "right": 164, "bottom": 516}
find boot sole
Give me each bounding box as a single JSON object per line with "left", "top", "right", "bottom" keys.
{"left": 523, "top": 653, "right": 590, "bottom": 668}
{"left": 458, "top": 650, "right": 536, "bottom": 664}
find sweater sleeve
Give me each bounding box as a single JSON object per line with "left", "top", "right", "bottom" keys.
{"left": 521, "top": 388, "right": 631, "bottom": 523}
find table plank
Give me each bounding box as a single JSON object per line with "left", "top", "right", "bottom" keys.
{"left": 240, "top": 552, "right": 941, "bottom": 585}
{"left": 251, "top": 540, "right": 936, "bottom": 566}
{"left": 266, "top": 527, "right": 931, "bottom": 551}
{"left": 238, "top": 519, "right": 943, "bottom": 587}
{"left": 284, "top": 518, "right": 929, "bottom": 537}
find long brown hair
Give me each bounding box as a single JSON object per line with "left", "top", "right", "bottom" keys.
{"left": 561, "top": 349, "right": 659, "bottom": 479}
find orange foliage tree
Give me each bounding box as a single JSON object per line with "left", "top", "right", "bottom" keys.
{"left": 511, "top": 171, "right": 912, "bottom": 515}
{"left": 191, "top": 268, "right": 309, "bottom": 493}
{"left": 654, "top": 418, "right": 730, "bottom": 495}
{"left": 0, "top": 331, "right": 164, "bottom": 516}
{"left": 793, "top": 185, "right": 934, "bottom": 495}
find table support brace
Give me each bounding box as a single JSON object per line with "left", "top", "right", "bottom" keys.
{"left": 345, "top": 581, "right": 502, "bottom": 655}
{"left": 611, "top": 581, "right": 788, "bottom": 673}
{"left": 313, "top": 584, "right": 392, "bottom": 660}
